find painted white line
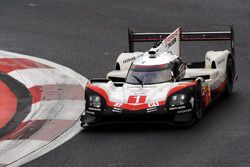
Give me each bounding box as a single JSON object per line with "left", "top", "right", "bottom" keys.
{"left": 27, "top": 3, "right": 38, "bottom": 7}
{"left": 9, "top": 120, "right": 82, "bottom": 167}
{"left": 0, "top": 50, "right": 88, "bottom": 87}
{"left": 9, "top": 68, "right": 79, "bottom": 88}
{"left": 23, "top": 100, "right": 85, "bottom": 122}
{"left": 0, "top": 140, "right": 48, "bottom": 165}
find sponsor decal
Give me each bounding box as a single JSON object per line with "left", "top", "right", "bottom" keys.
{"left": 202, "top": 83, "right": 211, "bottom": 107}
{"left": 147, "top": 107, "right": 157, "bottom": 113}
{"left": 218, "top": 58, "right": 225, "bottom": 65}
{"left": 112, "top": 103, "right": 123, "bottom": 113}
{"left": 113, "top": 103, "right": 123, "bottom": 107}
{"left": 166, "top": 38, "right": 176, "bottom": 48}
{"left": 177, "top": 108, "right": 192, "bottom": 114}
{"left": 148, "top": 102, "right": 159, "bottom": 107}
{"left": 165, "top": 31, "right": 178, "bottom": 42}
{"left": 169, "top": 105, "right": 186, "bottom": 111}
{"left": 189, "top": 97, "right": 194, "bottom": 108}
{"left": 202, "top": 82, "right": 211, "bottom": 96}
{"left": 127, "top": 85, "right": 141, "bottom": 88}
{"left": 127, "top": 85, "right": 157, "bottom": 88}
{"left": 112, "top": 107, "right": 123, "bottom": 113}
{"left": 86, "top": 111, "right": 95, "bottom": 115}
{"left": 88, "top": 107, "right": 101, "bottom": 111}
{"left": 123, "top": 57, "right": 136, "bottom": 64}
{"left": 132, "top": 92, "right": 147, "bottom": 96}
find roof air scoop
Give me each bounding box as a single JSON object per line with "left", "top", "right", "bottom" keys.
{"left": 148, "top": 51, "right": 156, "bottom": 58}
{"left": 148, "top": 48, "right": 158, "bottom": 58}
{"left": 149, "top": 50, "right": 156, "bottom": 55}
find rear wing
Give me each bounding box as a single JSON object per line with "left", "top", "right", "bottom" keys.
{"left": 128, "top": 26, "right": 235, "bottom": 55}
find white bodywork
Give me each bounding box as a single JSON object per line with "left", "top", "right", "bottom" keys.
{"left": 185, "top": 50, "right": 230, "bottom": 90}
{"left": 103, "top": 28, "right": 231, "bottom": 105}
{"left": 97, "top": 53, "right": 230, "bottom": 106}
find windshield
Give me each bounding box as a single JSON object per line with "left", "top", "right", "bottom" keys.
{"left": 126, "top": 64, "right": 173, "bottom": 85}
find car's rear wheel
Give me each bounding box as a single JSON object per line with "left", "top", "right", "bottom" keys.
{"left": 225, "top": 58, "right": 234, "bottom": 96}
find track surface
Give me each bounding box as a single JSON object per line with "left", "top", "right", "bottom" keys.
{"left": 0, "top": 0, "right": 249, "bottom": 166}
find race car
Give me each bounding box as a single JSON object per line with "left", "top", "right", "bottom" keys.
{"left": 81, "top": 26, "right": 237, "bottom": 127}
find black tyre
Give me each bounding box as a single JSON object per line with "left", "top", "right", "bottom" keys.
{"left": 193, "top": 84, "right": 203, "bottom": 121}
{"left": 224, "top": 58, "right": 234, "bottom": 96}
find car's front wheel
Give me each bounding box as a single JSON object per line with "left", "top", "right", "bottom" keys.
{"left": 193, "top": 83, "right": 203, "bottom": 121}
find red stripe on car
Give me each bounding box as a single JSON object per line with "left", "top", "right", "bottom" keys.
{"left": 211, "top": 79, "right": 227, "bottom": 93}
{"left": 167, "top": 82, "right": 197, "bottom": 97}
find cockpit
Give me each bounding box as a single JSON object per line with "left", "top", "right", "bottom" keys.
{"left": 126, "top": 64, "right": 173, "bottom": 85}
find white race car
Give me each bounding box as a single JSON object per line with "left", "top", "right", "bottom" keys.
{"left": 81, "top": 27, "right": 237, "bottom": 127}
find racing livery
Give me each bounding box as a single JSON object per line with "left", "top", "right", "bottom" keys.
{"left": 81, "top": 26, "right": 237, "bottom": 127}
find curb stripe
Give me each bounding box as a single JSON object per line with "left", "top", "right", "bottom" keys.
{"left": 0, "top": 119, "right": 75, "bottom": 141}
{"left": 0, "top": 58, "right": 52, "bottom": 73}
{"left": 8, "top": 68, "right": 79, "bottom": 88}
{"left": 29, "top": 84, "right": 84, "bottom": 104}
{"left": 0, "top": 139, "right": 48, "bottom": 164}
{"left": 0, "top": 72, "right": 32, "bottom": 138}
{"left": 0, "top": 81, "right": 17, "bottom": 128}
{"left": 23, "top": 100, "right": 84, "bottom": 122}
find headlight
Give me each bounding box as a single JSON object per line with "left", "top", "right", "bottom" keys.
{"left": 170, "top": 94, "right": 186, "bottom": 106}
{"left": 89, "top": 95, "right": 101, "bottom": 108}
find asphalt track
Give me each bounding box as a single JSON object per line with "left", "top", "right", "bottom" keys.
{"left": 0, "top": 0, "right": 249, "bottom": 166}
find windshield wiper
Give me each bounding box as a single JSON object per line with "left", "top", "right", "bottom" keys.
{"left": 132, "top": 75, "right": 144, "bottom": 87}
